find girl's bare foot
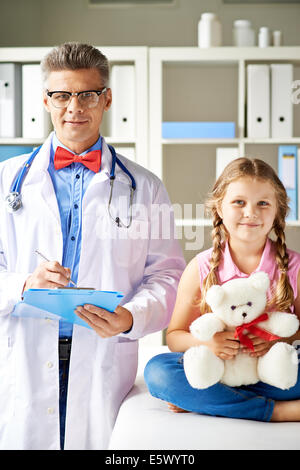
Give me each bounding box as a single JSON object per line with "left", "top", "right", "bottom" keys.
{"left": 271, "top": 399, "right": 300, "bottom": 422}
{"left": 167, "top": 402, "right": 189, "bottom": 413}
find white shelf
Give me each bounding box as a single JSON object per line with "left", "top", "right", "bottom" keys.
{"left": 162, "top": 138, "right": 240, "bottom": 145}
{"left": 149, "top": 46, "right": 300, "bottom": 63}
{"left": 0, "top": 138, "right": 45, "bottom": 146}
{"left": 149, "top": 46, "right": 300, "bottom": 180}
{"left": 6, "top": 136, "right": 299, "bottom": 147}
{"left": 243, "top": 138, "right": 300, "bottom": 145}
{"left": 162, "top": 137, "right": 300, "bottom": 145}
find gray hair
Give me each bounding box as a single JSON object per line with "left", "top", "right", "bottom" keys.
{"left": 40, "top": 42, "right": 109, "bottom": 87}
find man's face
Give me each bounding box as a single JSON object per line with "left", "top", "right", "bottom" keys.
{"left": 43, "top": 68, "right": 112, "bottom": 153}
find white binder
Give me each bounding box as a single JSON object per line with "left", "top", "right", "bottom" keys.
{"left": 216, "top": 147, "right": 240, "bottom": 179}
{"left": 114, "top": 146, "right": 136, "bottom": 163}
{"left": 271, "top": 64, "right": 293, "bottom": 138}
{"left": 22, "top": 64, "right": 50, "bottom": 139}
{"left": 247, "top": 65, "right": 270, "bottom": 138}
{"left": 0, "top": 63, "right": 22, "bottom": 137}
{"left": 110, "top": 65, "right": 135, "bottom": 139}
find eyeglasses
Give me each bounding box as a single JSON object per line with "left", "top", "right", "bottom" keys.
{"left": 46, "top": 88, "right": 107, "bottom": 109}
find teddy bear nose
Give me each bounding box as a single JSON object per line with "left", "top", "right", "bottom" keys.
{"left": 242, "top": 312, "right": 247, "bottom": 318}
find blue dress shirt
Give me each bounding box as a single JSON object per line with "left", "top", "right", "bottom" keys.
{"left": 48, "top": 133, "right": 102, "bottom": 337}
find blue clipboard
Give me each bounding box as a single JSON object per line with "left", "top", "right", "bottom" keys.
{"left": 12, "top": 288, "right": 124, "bottom": 329}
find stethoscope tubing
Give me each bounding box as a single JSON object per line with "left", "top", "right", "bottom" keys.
{"left": 11, "top": 145, "right": 42, "bottom": 194}
{"left": 5, "top": 144, "right": 136, "bottom": 228}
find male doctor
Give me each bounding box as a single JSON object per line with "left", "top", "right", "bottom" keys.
{"left": 0, "top": 42, "right": 185, "bottom": 450}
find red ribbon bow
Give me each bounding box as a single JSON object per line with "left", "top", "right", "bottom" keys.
{"left": 54, "top": 146, "right": 101, "bottom": 173}
{"left": 234, "top": 313, "right": 280, "bottom": 351}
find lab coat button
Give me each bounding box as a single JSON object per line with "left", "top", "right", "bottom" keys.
{"left": 47, "top": 407, "right": 54, "bottom": 414}
{"left": 47, "top": 361, "right": 53, "bottom": 368}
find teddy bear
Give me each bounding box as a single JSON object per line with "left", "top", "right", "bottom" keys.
{"left": 183, "top": 272, "right": 299, "bottom": 390}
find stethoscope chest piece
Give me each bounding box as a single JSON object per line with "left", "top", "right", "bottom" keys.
{"left": 5, "top": 191, "right": 22, "bottom": 213}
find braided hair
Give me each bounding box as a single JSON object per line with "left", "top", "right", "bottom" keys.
{"left": 199, "top": 157, "right": 293, "bottom": 314}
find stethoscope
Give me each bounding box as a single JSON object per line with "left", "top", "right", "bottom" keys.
{"left": 5, "top": 144, "right": 136, "bottom": 228}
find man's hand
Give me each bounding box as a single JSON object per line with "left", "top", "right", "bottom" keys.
{"left": 24, "top": 261, "right": 71, "bottom": 291}
{"left": 75, "top": 304, "right": 133, "bottom": 337}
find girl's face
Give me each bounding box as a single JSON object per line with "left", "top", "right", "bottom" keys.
{"left": 218, "top": 177, "right": 278, "bottom": 245}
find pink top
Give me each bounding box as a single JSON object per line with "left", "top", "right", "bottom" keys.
{"left": 197, "top": 238, "right": 300, "bottom": 311}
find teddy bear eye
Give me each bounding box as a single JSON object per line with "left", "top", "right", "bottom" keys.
{"left": 247, "top": 302, "right": 252, "bottom": 306}
{"left": 231, "top": 305, "right": 236, "bottom": 310}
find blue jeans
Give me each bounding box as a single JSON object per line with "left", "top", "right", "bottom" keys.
{"left": 59, "top": 358, "right": 70, "bottom": 450}
{"left": 144, "top": 352, "right": 300, "bottom": 422}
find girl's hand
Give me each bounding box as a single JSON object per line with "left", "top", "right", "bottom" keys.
{"left": 240, "top": 334, "right": 277, "bottom": 357}
{"left": 207, "top": 331, "right": 240, "bottom": 360}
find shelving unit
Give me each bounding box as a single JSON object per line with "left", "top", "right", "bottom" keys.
{"left": 149, "top": 46, "right": 300, "bottom": 260}
{"left": 0, "top": 46, "right": 148, "bottom": 168}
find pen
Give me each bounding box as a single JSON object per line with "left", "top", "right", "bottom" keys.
{"left": 35, "top": 249, "right": 77, "bottom": 287}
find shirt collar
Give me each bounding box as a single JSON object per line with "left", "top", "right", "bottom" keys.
{"left": 218, "top": 238, "right": 275, "bottom": 283}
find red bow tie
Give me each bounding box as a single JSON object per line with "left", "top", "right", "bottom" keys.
{"left": 234, "top": 313, "right": 280, "bottom": 351}
{"left": 54, "top": 146, "right": 101, "bottom": 173}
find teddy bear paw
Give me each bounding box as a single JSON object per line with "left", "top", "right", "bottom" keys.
{"left": 257, "top": 342, "right": 298, "bottom": 390}
{"left": 183, "top": 345, "right": 224, "bottom": 389}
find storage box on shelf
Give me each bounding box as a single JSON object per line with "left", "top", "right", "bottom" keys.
{"left": 0, "top": 46, "right": 148, "bottom": 168}
{"left": 149, "top": 47, "right": 300, "bottom": 261}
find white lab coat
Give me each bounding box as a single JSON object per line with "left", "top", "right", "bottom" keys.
{"left": 0, "top": 133, "right": 185, "bottom": 450}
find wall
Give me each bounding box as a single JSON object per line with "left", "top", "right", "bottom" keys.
{"left": 0, "top": 0, "right": 300, "bottom": 47}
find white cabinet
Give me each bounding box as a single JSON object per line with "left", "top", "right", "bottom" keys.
{"left": 149, "top": 47, "right": 300, "bottom": 260}
{"left": 0, "top": 46, "right": 148, "bottom": 168}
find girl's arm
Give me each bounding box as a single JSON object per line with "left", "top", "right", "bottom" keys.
{"left": 166, "top": 257, "right": 203, "bottom": 352}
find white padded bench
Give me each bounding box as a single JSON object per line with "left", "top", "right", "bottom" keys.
{"left": 109, "top": 346, "right": 300, "bottom": 450}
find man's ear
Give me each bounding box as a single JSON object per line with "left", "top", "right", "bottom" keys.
{"left": 104, "top": 88, "right": 112, "bottom": 111}
{"left": 43, "top": 91, "right": 51, "bottom": 113}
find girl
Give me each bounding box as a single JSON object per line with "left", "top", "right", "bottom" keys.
{"left": 144, "top": 157, "right": 300, "bottom": 422}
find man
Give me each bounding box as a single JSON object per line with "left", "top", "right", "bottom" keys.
{"left": 0, "top": 43, "right": 185, "bottom": 450}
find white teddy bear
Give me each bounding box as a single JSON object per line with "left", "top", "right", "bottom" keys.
{"left": 183, "top": 272, "right": 299, "bottom": 390}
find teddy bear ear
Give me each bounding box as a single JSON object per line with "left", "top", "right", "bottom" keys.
{"left": 206, "top": 285, "right": 225, "bottom": 309}
{"left": 249, "top": 271, "right": 270, "bottom": 291}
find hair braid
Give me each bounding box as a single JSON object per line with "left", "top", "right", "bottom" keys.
{"left": 271, "top": 220, "right": 294, "bottom": 312}
{"left": 200, "top": 210, "right": 224, "bottom": 314}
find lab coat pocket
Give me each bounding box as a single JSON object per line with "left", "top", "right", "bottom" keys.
{"left": 0, "top": 337, "right": 15, "bottom": 424}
